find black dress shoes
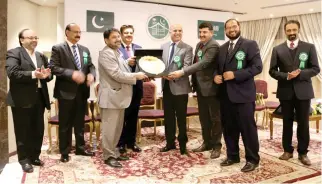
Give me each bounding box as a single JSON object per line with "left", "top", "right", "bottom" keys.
{"left": 31, "top": 159, "right": 44, "bottom": 166}
{"left": 192, "top": 143, "right": 211, "bottom": 152}
{"left": 117, "top": 156, "right": 130, "bottom": 161}
{"left": 75, "top": 150, "right": 95, "bottom": 156}
{"left": 128, "top": 143, "right": 142, "bottom": 152}
{"left": 119, "top": 145, "right": 126, "bottom": 154}
{"left": 220, "top": 158, "right": 240, "bottom": 166}
{"left": 179, "top": 143, "right": 187, "bottom": 155}
{"left": 60, "top": 154, "right": 70, "bottom": 163}
{"left": 160, "top": 146, "right": 176, "bottom": 152}
{"left": 21, "top": 163, "right": 33, "bottom": 173}
{"left": 210, "top": 149, "right": 221, "bottom": 159}
{"left": 105, "top": 157, "right": 122, "bottom": 168}
{"left": 241, "top": 162, "right": 259, "bottom": 172}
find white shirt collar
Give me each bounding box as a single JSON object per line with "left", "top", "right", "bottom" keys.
{"left": 23, "top": 47, "right": 35, "bottom": 56}
{"left": 286, "top": 39, "right": 299, "bottom": 49}
{"left": 67, "top": 40, "right": 78, "bottom": 48}
{"left": 230, "top": 36, "right": 240, "bottom": 45}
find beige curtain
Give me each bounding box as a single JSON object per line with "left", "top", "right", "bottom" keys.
{"left": 240, "top": 18, "right": 282, "bottom": 80}
{"left": 286, "top": 13, "right": 322, "bottom": 81}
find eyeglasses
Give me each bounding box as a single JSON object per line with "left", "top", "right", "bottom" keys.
{"left": 69, "top": 31, "right": 82, "bottom": 34}
{"left": 23, "top": 36, "right": 39, "bottom": 40}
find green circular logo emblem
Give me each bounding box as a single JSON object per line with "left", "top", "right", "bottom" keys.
{"left": 235, "top": 51, "right": 245, "bottom": 60}
{"left": 299, "top": 52, "right": 308, "bottom": 61}
{"left": 174, "top": 56, "right": 180, "bottom": 62}
{"left": 147, "top": 15, "right": 170, "bottom": 40}
{"left": 197, "top": 50, "right": 203, "bottom": 57}
{"left": 83, "top": 52, "right": 88, "bottom": 57}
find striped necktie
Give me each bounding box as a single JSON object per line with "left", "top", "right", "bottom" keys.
{"left": 72, "top": 45, "right": 81, "bottom": 70}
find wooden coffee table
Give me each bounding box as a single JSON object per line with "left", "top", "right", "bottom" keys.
{"left": 268, "top": 112, "right": 321, "bottom": 139}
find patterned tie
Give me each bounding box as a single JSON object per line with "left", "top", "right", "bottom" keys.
{"left": 168, "top": 42, "right": 175, "bottom": 65}
{"left": 290, "top": 41, "right": 294, "bottom": 49}
{"left": 228, "top": 42, "right": 234, "bottom": 55}
{"left": 195, "top": 44, "right": 204, "bottom": 63}
{"left": 126, "top": 45, "right": 132, "bottom": 58}
{"left": 72, "top": 45, "right": 81, "bottom": 70}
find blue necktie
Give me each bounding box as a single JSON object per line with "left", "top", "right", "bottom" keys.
{"left": 72, "top": 45, "right": 81, "bottom": 70}
{"left": 168, "top": 42, "right": 175, "bottom": 65}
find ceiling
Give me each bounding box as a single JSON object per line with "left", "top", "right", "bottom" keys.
{"left": 28, "top": 0, "right": 321, "bottom": 21}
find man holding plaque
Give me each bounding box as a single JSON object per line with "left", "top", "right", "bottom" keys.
{"left": 50, "top": 23, "right": 96, "bottom": 163}
{"left": 98, "top": 28, "right": 147, "bottom": 168}
{"left": 160, "top": 24, "right": 193, "bottom": 155}
{"left": 269, "top": 20, "right": 320, "bottom": 166}
{"left": 168, "top": 22, "right": 222, "bottom": 159}
{"left": 214, "top": 19, "right": 262, "bottom": 172}
{"left": 117, "top": 25, "right": 143, "bottom": 153}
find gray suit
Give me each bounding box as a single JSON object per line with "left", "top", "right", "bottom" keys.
{"left": 98, "top": 46, "right": 137, "bottom": 160}
{"left": 183, "top": 39, "right": 222, "bottom": 150}
{"left": 161, "top": 41, "right": 193, "bottom": 147}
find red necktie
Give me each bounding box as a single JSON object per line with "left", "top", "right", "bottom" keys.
{"left": 126, "top": 45, "right": 132, "bottom": 57}
{"left": 290, "top": 41, "right": 294, "bottom": 49}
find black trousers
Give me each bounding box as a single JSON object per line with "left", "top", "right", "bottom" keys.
{"left": 117, "top": 87, "right": 141, "bottom": 147}
{"left": 58, "top": 91, "right": 87, "bottom": 155}
{"left": 196, "top": 90, "right": 222, "bottom": 150}
{"left": 280, "top": 96, "right": 310, "bottom": 155}
{"left": 163, "top": 80, "right": 188, "bottom": 147}
{"left": 220, "top": 92, "right": 260, "bottom": 164}
{"left": 11, "top": 89, "right": 45, "bottom": 165}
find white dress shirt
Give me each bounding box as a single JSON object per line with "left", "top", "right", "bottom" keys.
{"left": 67, "top": 40, "right": 81, "bottom": 70}
{"left": 25, "top": 47, "right": 42, "bottom": 88}
{"left": 287, "top": 39, "right": 299, "bottom": 49}
{"left": 228, "top": 36, "right": 240, "bottom": 51}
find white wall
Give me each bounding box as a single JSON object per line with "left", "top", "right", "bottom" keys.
{"left": 65, "top": 0, "right": 232, "bottom": 95}
{"left": 7, "top": 0, "right": 58, "bottom": 153}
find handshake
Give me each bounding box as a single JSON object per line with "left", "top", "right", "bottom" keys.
{"left": 34, "top": 66, "right": 51, "bottom": 79}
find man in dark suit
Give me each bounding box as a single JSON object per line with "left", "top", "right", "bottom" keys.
{"left": 169, "top": 22, "right": 222, "bottom": 159}
{"left": 160, "top": 24, "right": 193, "bottom": 155}
{"left": 50, "top": 23, "right": 96, "bottom": 162}
{"left": 214, "top": 19, "right": 262, "bottom": 172}
{"left": 269, "top": 20, "right": 320, "bottom": 166}
{"left": 117, "top": 25, "right": 143, "bottom": 153}
{"left": 6, "top": 29, "right": 52, "bottom": 173}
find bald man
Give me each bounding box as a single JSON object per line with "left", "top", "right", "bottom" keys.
{"left": 160, "top": 24, "right": 193, "bottom": 155}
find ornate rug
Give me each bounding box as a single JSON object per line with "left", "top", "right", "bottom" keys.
{"left": 20, "top": 119, "right": 321, "bottom": 183}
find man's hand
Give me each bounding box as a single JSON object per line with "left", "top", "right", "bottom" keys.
{"left": 135, "top": 72, "right": 148, "bottom": 80}
{"left": 72, "top": 71, "right": 86, "bottom": 84}
{"left": 168, "top": 70, "right": 184, "bottom": 79}
{"left": 287, "top": 69, "right": 301, "bottom": 80}
{"left": 86, "top": 73, "right": 95, "bottom": 86}
{"left": 223, "top": 71, "right": 235, "bottom": 81}
{"left": 214, "top": 75, "right": 223, "bottom": 84}
{"left": 127, "top": 56, "right": 136, "bottom": 67}
{"left": 162, "top": 76, "right": 174, "bottom": 80}
{"left": 40, "top": 65, "right": 51, "bottom": 79}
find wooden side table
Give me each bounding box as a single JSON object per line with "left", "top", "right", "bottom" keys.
{"left": 268, "top": 112, "right": 321, "bottom": 139}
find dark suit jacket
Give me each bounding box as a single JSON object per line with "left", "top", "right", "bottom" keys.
{"left": 269, "top": 40, "right": 320, "bottom": 100}
{"left": 6, "top": 47, "right": 52, "bottom": 109}
{"left": 119, "top": 43, "right": 143, "bottom": 105}
{"left": 215, "top": 37, "right": 263, "bottom": 103}
{"left": 50, "top": 42, "right": 96, "bottom": 100}
{"left": 183, "top": 39, "right": 220, "bottom": 97}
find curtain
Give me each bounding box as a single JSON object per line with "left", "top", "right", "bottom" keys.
{"left": 286, "top": 13, "right": 322, "bottom": 81}
{"left": 240, "top": 18, "right": 282, "bottom": 80}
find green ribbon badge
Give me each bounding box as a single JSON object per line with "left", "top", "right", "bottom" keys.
{"left": 173, "top": 56, "right": 182, "bottom": 68}
{"left": 235, "top": 51, "right": 245, "bottom": 70}
{"left": 299, "top": 52, "right": 308, "bottom": 69}
{"left": 83, "top": 52, "right": 88, "bottom": 64}
{"left": 197, "top": 50, "right": 203, "bottom": 60}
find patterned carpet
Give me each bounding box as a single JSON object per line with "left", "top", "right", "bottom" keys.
{"left": 18, "top": 119, "right": 321, "bottom": 183}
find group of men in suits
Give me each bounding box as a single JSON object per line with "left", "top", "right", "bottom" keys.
{"left": 6, "top": 18, "right": 319, "bottom": 173}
